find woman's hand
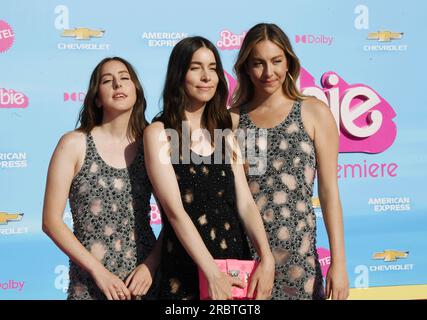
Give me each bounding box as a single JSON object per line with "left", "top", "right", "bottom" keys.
{"left": 207, "top": 269, "right": 246, "bottom": 300}
{"left": 91, "top": 266, "right": 131, "bottom": 300}
{"left": 325, "top": 262, "right": 349, "bottom": 300}
{"left": 125, "top": 263, "right": 155, "bottom": 299}
{"left": 247, "top": 255, "right": 275, "bottom": 300}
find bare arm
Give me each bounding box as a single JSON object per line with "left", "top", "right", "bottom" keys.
{"left": 305, "top": 98, "right": 349, "bottom": 300}
{"left": 42, "top": 132, "right": 131, "bottom": 300}
{"left": 231, "top": 156, "right": 275, "bottom": 299}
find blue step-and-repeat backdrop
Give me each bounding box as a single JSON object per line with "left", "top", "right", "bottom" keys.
{"left": 1, "top": 0, "right": 426, "bottom": 299}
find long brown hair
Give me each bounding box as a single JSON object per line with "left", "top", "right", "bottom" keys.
{"left": 232, "top": 23, "right": 304, "bottom": 107}
{"left": 153, "top": 36, "right": 232, "bottom": 156}
{"left": 76, "top": 57, "right": 148, "bottom": 142}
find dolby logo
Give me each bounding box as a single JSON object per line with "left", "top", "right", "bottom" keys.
{"left": 295, "top": 34, "right": 333, "bottom": 46}
{"left": 64, "top": 92, "right": 85, "bottom": 102}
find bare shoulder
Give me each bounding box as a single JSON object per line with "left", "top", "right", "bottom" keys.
{"left": 229, "top": 106, "right": 240, "bottom": 130}
{"left": 143, "top": 121, "right": 168, "bottom": 147}
{"left": 144, "top": 121, "right": 166, "bottom": 138}
{"left": 49, "top": 130, "right": 86, "bottom": 173}
{"left": 56, "top": 130, "right": 86, "bottom": 154}
{"left": 301, "top": 96, "right": 332, "bottom": 120}
{"left": 229, "top": 106, "right": 240, "bottom": 117}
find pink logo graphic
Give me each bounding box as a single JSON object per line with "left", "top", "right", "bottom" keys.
{"left": 299, "top": 68, "right": 397, "bottom": 153}
{"left": 149, "top": 204, "right": 162, "bottom": 225}
{"left": 225, "top": 71, "right": 237, "bottom": 107}
{"left": 0, "top": 88, "right": 29, "bottom": 108}
{"left": 0, "top": 280, "right": 25, "bottom": 291}
{"left": 317, "top": 247, "right": 331, "bottom": 278}
{"left": 295, "top": 34, "right": 333, "bottom": 46}
{"left": 0, "top": 20, "right": 14, "bottom": 53}
{"left": 217, "top": 30, "right": 246, "bottom": 50}
{"left": 64, "top": 92, "right": 86, "bottom": 102}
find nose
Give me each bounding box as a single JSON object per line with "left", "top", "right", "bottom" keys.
{"left": 201, "top": 68, "right": 211, "bottom": 82}
{"left": 263, "top": 63, "right": 274, "bottom": 78}
{"left": 113, "top": 78, "right": 122, "bottom": 89}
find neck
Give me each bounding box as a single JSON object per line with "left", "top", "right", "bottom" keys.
{"left": 251, "top": 89, "right": 292, "bottom": 110}
{"left": 99, "top": 110, "right": 133, "bottom": 142}
{"left": 184, "top": 103, "right": 206, "bottom": 129}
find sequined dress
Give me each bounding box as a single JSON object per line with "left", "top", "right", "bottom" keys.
{"left": 238, "top": 101, "right": 325, "bottom": 300}
{"left": 67, "top": 132, "right": 157, "bottom": 300}
{"left": 158, "top": 150, "right": 251, "bottom": 300}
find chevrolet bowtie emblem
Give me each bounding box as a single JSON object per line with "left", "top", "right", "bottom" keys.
{"left": 61, "top": 28, "right": 105, "bottom": 40}
{"left": 367, "top": 30, "right": 403, "bottom": 42}
{"left": 311, "top": 197, "right": 321, "bottom": 208}
{"left": 372, "top": 250, "right": 409, "bottom": 262}
{"left": 0, "top": 212, "right": 23, "bottom": 225}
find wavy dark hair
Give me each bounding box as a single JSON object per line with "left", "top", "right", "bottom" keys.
{"left": 76, "top": 57, "right": 148, "bottom": 142}
{"left": 154, "top": 36, "right": 231, "bottom": 155}
{"left": 232, "top": 23, "right": 304, "bottom": 108}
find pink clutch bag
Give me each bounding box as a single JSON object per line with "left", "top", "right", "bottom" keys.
{"left": 198, "top": 259, "right": 259, "bottom": 300}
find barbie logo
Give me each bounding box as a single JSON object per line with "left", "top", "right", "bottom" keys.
{"left": 150, "top": 204, "right": 162, "bottom": 225}
{"left": 217, "top": 30, "right": 246, "bottom": 50}
{"left": 299, "top": 68, "right": 397, "bottom": 153}
{"left": 0, "top": 88, "right": 29, "bottom": 108}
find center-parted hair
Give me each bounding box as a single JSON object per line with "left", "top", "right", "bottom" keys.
{"left": 76, "top": 57, "right": 148, "bottom": 142}
{"left": 154, "top": 36, "right": 232, "bottom": 155}
{"left": 232, "top": 23, "right": 304, "bottom": 108}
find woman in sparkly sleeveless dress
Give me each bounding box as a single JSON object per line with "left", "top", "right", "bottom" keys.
{"left": 144, "top": 36, "right": 275, "bottom": 300}
{"left": 230, "top": 23, "right": 349, "bottom": 300}
{"left": 42, "top": 57, "right": 161, "bottom": 300}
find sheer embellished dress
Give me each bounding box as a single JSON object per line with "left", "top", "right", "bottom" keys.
{"left": 238, "top": 101, "right": 325, "bottom": 300}
{"left": 158, "top": 149, "right": 251, "bottom": 300}
{"left": 67, "top": 132, "right": 157, "bottom": 300}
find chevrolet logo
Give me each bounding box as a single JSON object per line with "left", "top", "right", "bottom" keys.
{"left": 367, "top": 30, "right": 403, "bottom": 42}
{"left": 0, "top": 212, "right": 23, "bottom": 225}
{"left": 372, "top": 250, "right": 409, "bottom": 262}
{"left": 311, "top": 197, "right": 321, "bottom": 208}
{"left": 61, "top": 28, "right": 105, "bottom": 40}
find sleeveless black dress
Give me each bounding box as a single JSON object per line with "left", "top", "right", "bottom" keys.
{"left": 158, "top": 149, "right": 251, "bottom": 300}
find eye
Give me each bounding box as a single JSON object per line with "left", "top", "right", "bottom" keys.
{"left": 273, "top": 60, "right": 282, "bottom": 64}
{"left": 121, "top": 77, "right": 130, "bottom": 80}
{"left": 102, "top": 79, "right": 112, "bottom": 84}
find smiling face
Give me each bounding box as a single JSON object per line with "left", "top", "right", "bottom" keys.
{"left": 96, "top": 60, "right": 137, "bottom": 114}
{"left": 184, "top": 47, "right": 219, "bottom": 108}
{"left": 247, "top": 40, "right": 288, "bottom": 97}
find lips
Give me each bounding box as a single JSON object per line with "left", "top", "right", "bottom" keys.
{"left": 196, "top": 86, "right": 214, "bottom": 91}
{"left": 112, "top": 92, "right": 127, "bottom": 99}
{"left": 261, "top": 79, "right": 278, "bottom": 85}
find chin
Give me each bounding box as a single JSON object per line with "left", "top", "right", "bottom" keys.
{"left": 261, "top": 86, "right": 281, "bottom": 95}
{"left": 195, "top": 94, "right": 215, "bottom": 103}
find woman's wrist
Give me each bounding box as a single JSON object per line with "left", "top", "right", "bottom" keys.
{"left": 258, "top": 251, "right": 275, "bottom": 265}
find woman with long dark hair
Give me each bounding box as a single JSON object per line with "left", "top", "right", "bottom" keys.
{"left": 42, "top": 57, "right": 161, "bottom": 300}
{"left": 231, "top": 23, "right": 349, "bottom": 300}
{"left": 144, "top": 36, "right": 275, "bottom": 300}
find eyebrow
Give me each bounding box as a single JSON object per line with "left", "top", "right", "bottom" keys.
{"left": 251, "top": 55, "right": 284, "bottom": 61}
{"left": 190, "top": 61, "right": 217, "bottom": 66}
{"left": 101, "top": 70, "right": 130, "bottom": 77}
